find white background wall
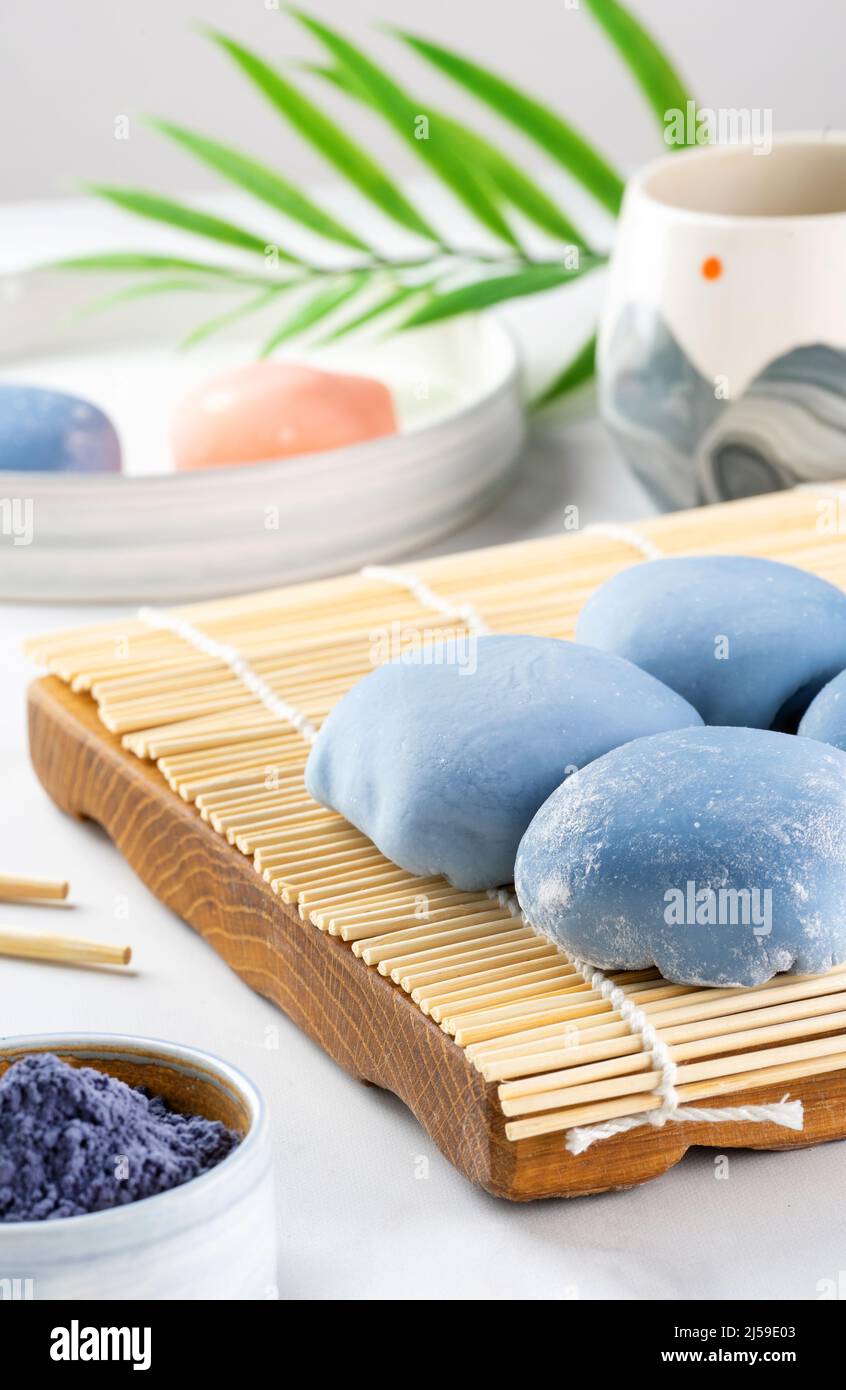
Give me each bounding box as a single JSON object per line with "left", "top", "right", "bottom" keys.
{"left": 1, "top": 0, "right": 844, "bottom": 203}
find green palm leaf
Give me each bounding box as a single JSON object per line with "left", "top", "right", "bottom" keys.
{"left": 43, "top": 252, "right": 277, "bottom": 285}
{"left": 82, "top": 185, "right": 288, "bottom": 259}
{"left": 148, "top": 119, "right": 373, "bottom": 251}
{"left": 532, "top": 332, "right": 597, "bottom": 408}
{"left": 74, "top": 277, "right": 225, "bottom": 319}
{"left": 290, "top": 10, "right": 523, "bottom": 250}
{"left": 309, "top": 62, "right": 590, "bottom": 249}
{"left": 584, "top": 0, "right": 694, "bottom": 136}
{"left": 320, "top": 282, "right": 426, "bottom": 342}
{"left": 440, "top": 117, "right": 588, "bottom": 248}
{"left": 402, "top": 259, "right": 599, "bottom": 327}
{"left": 206, "top": 30, "right": 439, "bottom": 243}
{"left": 49, "top": 9, "right": 696, "bottom": 378}
{"left": 393, "top": 31, "right": 625, "bottom": 215}
{"left": 179, "top": 285, "right": 294, "bottom": 350}
{"left": 259, "top": 271, "right": 369, "bottom": 355}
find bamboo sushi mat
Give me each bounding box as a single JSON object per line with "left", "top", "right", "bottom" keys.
{"left": 26, "top": 482, "right": 846, "bottom": 1146}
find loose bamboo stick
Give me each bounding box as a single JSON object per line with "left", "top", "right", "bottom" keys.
{"left": 0, "top": 928, "right": 130, "bottom": 968}
{"left": 0, "top": 874, "right": 69, "bottom": 903}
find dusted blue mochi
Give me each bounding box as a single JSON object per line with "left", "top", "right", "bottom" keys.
{"left": 515, "top": 725, "right": 846, "bottom": 987}
{"left": 576, "top": 555, "right": 846, "bottom": 728}
{"left": 0, "top": 383, "right": 121, "bottom": 473}
{"left": 798, "top": 669, "right": 846, "bottom": 752}
{"left": 305, "top": 634, "right": 701, "bottom": 891}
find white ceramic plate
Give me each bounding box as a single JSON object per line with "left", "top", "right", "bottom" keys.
{"left": 0, "top": 270, "right": 524, "bottom": 601}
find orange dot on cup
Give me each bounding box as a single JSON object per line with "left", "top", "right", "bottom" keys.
{"left": 701, "top": 256, "right": 723, "bottom": 281}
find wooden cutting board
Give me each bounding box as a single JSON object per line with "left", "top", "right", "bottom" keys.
{"left": 28, "top": 673, "right": 846, "bottom": 1201}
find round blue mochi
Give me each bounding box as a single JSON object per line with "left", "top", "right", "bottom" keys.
{"left": 515, "top": 725, "right": 846, "bottom": 987}
{"left": 798, "top": 669, "right": 846, "bottom": 752}
{"left": 576, "top": 555, "right": 846, "bottom": 728}
{"left": 0, "top": 384, "right": 121, "bottom": 473}
{"left": 304, "top": 634, "right": 702, "bottom": 891}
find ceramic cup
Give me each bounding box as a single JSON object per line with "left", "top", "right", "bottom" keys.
{"left": 0, "top": 1035, "right": 276, "bottom": 1301}
{"left": 598, "top": 135, "right": 846, "bottom": 510}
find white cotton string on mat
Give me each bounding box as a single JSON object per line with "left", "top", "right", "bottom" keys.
{"left": 136, "top": 607, "right": 318, "bottom": 743}
{"left": 564, "top": 963, "right": 804, "bottom": 1155}
{"left": 565, "top": 1095, "right": 805, "bottom": 1157}
{"left": 488, "top": 890, "right": 804, "bottom": 1155}
{"left": 360, "top": 564, "right": 492, "bottom": 635}
{"left": 581, "top": 523, "right": 664, "bottom": 562}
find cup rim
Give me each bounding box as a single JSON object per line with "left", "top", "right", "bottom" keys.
{"left": 627, "top": 132, "right": 846, "bottom": 227}
{"left": 0, "top": 1033, "right": 269, "bottom": 1241}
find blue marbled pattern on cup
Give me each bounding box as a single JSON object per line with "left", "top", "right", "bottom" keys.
{"left": 599, "top": 304, "right": 846, "bottom": 510}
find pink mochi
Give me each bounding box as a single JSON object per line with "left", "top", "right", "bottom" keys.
{"left": 171, "top": 361, "right": 397, "bottom": 472}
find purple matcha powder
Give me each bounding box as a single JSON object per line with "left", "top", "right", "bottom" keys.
{"left": 0, "top": 1053, "right": 240, "bottom": 1222}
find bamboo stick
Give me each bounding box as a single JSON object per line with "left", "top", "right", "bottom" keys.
{"left": 505, "top": 1051, "right": 846, "bottom": 1141}
{"left": 407, "top": 941, "right": 559, "bottom": 996}
{"left": 498, "top": 1008, "right": 846, "bottom": 1105}
{"left": 468, "top": 968, "right": 846, "bottom": 1069}
{"left": 481, "top": 977, "right": 846, "bottom": 1080}
{"left": 501, "top": 1029, "right": 846, "bottom": 1119}
{"left": 377, "top": 929, "right": 536, "bottom": 979}
{"left": 0, "top": 928, "right": 130, "bottom": 968}
{"left": 0, "top": 874, "right": 69, "bottom": 903}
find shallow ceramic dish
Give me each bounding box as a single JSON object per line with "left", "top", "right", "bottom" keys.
{"left": 0, "top": 269, "right": 524, "bottom": 601}
{"left": 0, "top": 1033, "right": 275, "bottom": 1301}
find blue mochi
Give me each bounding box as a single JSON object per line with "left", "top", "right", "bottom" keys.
{"left": 304, "top": 634, "right": 702, "bottom": 891}
{"left": 515, "top": 725, "right": 846, "bottom": 987}
{"left": 0, "top": 384, "right": 122, "bottom": 473}
{"left": 576, "top": 555, "right": 846, "bottom": 728}
{"left": 798, "top": 670, "right": 846, "bottom": 752}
